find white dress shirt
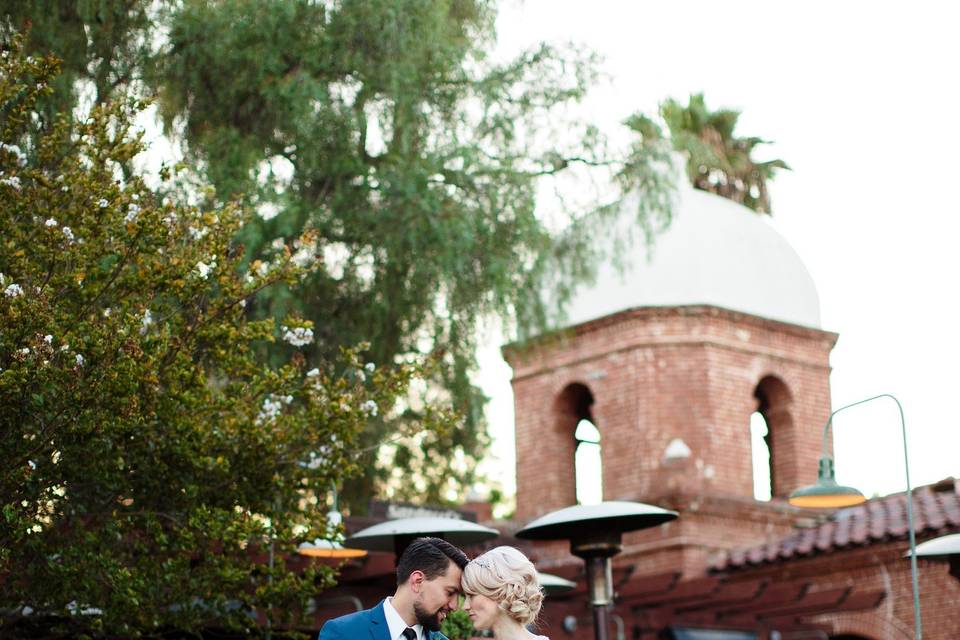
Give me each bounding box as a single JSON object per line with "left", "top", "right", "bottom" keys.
{"left": 383, "top": 596, "right": 424, "bottom": 640}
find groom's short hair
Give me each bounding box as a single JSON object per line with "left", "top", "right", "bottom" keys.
{"left": 396, "top": 537, "right": 469, "bottom": 585}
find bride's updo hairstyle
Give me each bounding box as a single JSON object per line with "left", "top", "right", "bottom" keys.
{"left": 462, "top": 546, "right": 544, "bottom": 626}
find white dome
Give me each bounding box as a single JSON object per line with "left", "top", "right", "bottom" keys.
{"left": 561, "top": 175, "right": 821, "bottom": 329}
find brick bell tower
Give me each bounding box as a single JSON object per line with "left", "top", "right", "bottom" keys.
{"left": 504, "top": 179, "right": 838, "bottom": 576}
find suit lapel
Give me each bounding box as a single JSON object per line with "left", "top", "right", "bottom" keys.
{"left": 369, "top": 599, "right": 391, "bottom": 640}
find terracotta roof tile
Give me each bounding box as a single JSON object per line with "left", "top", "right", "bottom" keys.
{"left": 717, "top": 478, "right": 960, "bottom": 571}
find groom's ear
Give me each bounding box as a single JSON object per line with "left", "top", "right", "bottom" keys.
{"left": 409, "top": 569, "right": 425, "bottom": 593}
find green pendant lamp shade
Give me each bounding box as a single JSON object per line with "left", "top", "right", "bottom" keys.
{"left": 788, "top": 455, "right": 866, "bottom": 509}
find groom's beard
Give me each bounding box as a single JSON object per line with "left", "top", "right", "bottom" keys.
{"left": 414, "top": 600, "right": 445, "bottom": 632}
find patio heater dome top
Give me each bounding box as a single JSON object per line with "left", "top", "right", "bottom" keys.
{"left": 516, "top": 501, "right": 678, "bottom": 542}
{"left": 537, "top": 572, "right": 577, "bottom": 596}
{"left": 344, "top": 516, "right": 499, "bottom": 552}
{"left": 910, "top": 532, "right": 960, "bottom": 559}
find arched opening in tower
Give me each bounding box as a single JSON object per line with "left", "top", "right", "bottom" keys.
{"left": 554, "top": 383, "right": 602, "bottom": 505}
{"left": 575, "top": 418, "right": 602, "bottom": 505}
{"left": 749, "top": 411, "right": 772, "bottom": 501}
{"left": 752, "top": 375, "right": 795, "bottom": 500}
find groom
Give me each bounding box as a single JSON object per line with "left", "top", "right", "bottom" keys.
{"left": 318, "top": 537, "right": 469, "bottom": 640}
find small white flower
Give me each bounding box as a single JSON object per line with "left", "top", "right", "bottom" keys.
{"left": 282, "top": 326, "right": 314, "bottom": 347}
{"left": 291, "top": 247, "right": 313, "bottom": 267}
{"left": 44, "top": 218, "right": 58, "bottom": 227}
{"left": 102, "top": 308, "right": 111, "bottom": 317}
{"left": 4, "top": 283, "right": 23, "bottom": 297}
{"left": 306, "top": 368, "right": 320, "bottom": 377}
{"left": 130, "top": 193, "right": 139, "bottom": 201}
{"left": 364, "top": 362, "right": 375, "bottom": 373}
{"left": 124, "top": 203, "right": 140, "bottom": 223}
{"left": 355, "top": 369, "right": 366, "bottom": 383}
{"left": 361, "top": 400, "right": 378, "bottom": 417}
{"left": 60, "top": 185, "right": 69, "bottom": 192}
{"left": 300, "top": 451, "right": 326, "bottom": 470}
{"left": 239, "top": 298, "right": 247, "bottom": 308}
{"left": 140, "top": 310, "right": 153, "bottom": 335}
{"left": 256, "top": 396, "right": 285, "bottom": 424}
{"left": 196, "top": 260, "right": 216, "bottom": 279}
{"left": 19, "top": 347, "right": 30, "bottom": 355}
{"left": 28, "top": 460, "right": 36, "bottom": 470}
{"left": 62, "top": 226, "right": 74, "bottom": 242}
{"left": 1, "top": 142, "right": 27, "bottom": 167}
{"left": 44, "top": 335, "right": 53, "bottom": 344}
{"left": 188, "top": 226, "right": 209, "bottom": 240}
{"left": 270, "top": 237, "right": 286, "bottom": 250}
{"left": 0, "top": 175, "right": 21, "bottom": 190}
{"left": 75, "top": 353, "right": 84, "bottom": 366}
{"left": 98, "top": 199, "right": 109, "bottom": 208}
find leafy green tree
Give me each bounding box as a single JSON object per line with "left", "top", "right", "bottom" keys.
{"left": 4, "top": 0, "right": 674, "bottom": 512}
{"left": 150, "top": 0, "right": 672, "bottom": 509}
{"left": 0, "top": 36, "right": 453, "bottom": 639}
{"left": 627, "top": 93, "right": 789, "bottom": 214}
{"left": 0, "top": 0, "right": 152, "bottom": 131}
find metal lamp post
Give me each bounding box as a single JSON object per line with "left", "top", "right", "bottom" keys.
{"left": 516, "top": 501, "right": 678, "bottom": 640}
{"left": 787, "top": 394, "right": 922, "bottom": 640}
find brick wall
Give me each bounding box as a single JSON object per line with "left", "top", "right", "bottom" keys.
{"left": 505, "top": 305, "right": 837, "bottom": 527}
{"left": 720, "top": 542, "right": 960, "bottom": 639}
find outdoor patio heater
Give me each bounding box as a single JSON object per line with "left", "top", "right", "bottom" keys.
{"left": 516, "top": 501, "right": 678, "bottom": 640}
{"left": 345, "top": 516, "right": 499, "bottom": 562}
{"left": 910, "top": 532, "right": 960, "bottom": 581}
{"left": 538, "top": 571, "right": 577, "bottom": 596}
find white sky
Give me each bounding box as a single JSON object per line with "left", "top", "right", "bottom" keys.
{"left": 475, "top": 0, "right": 960, "bottom": 506}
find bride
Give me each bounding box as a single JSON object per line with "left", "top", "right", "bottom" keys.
{"left": 461, "top": 546, "right": 549, "bottom": 640}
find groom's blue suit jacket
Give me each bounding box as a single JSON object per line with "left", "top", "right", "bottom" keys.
{"left": 318, "top": 599, "right": 449, "bottom": 640}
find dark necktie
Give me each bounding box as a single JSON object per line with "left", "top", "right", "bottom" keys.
{"left": 402, "top": 628, "right": 418, "bottom": 640}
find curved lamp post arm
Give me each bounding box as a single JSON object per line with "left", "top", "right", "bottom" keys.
{"left": 821, "top": 393, "right": 921, "bottom": 640}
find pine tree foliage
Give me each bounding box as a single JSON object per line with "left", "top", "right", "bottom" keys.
{"left": 0, "top": 36, "right": 455, "bottom": 638}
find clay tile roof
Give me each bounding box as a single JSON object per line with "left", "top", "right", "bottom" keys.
{"left": 717, "top": 478, "right": 960, "bottom": 571}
